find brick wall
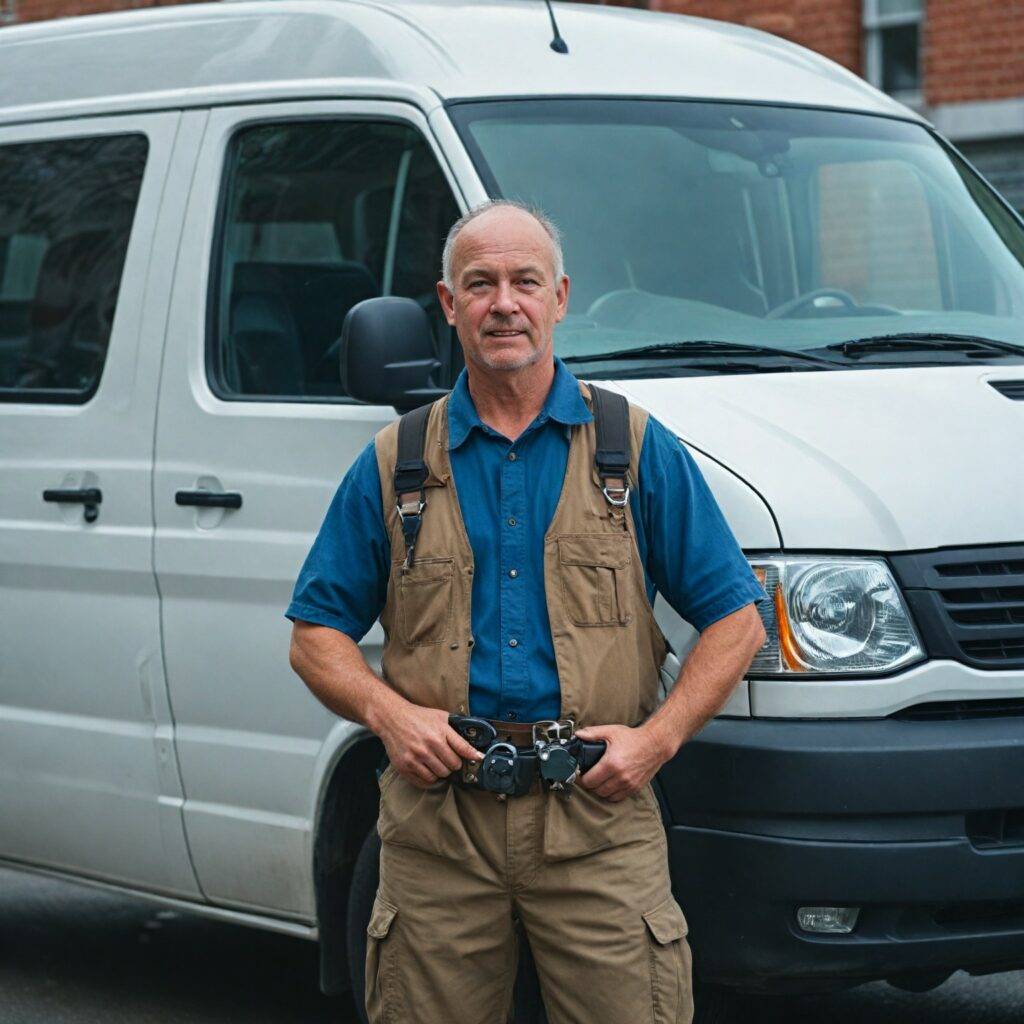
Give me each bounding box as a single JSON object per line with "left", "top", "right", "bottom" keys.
{"left": 925, "top": 0, "right": 1024, "bottom": 105}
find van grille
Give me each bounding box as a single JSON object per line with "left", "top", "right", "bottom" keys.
{"left": 890, "top": 545, "right": 1024, "bottom": 671}
{"left": 988, "top": 379, "right": 1024, "bottom": 401}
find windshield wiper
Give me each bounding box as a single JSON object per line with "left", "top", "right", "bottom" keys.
{"left": 562, "top": 340, "right": 839, "bottom": 369}
{"left": 823, "top": 333, "right": 1024, "bottom": 359}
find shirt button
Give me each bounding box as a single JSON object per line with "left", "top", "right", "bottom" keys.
{"left": 508, "top": 452, "right": 517, "bottom": 461}
{"left": 508, "top": 568, "right": 518, "bottom": 578}
{"left": 508, "top": 638, "right": 519, "bottom": 648}
{"left": 507, "top": 517, "right": 516, "bottom": 527}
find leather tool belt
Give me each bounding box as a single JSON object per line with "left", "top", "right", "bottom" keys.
{"left": 448, "top": 715, "right": 606, "bottom": 799}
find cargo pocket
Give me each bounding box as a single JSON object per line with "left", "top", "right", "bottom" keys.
{"left": 643, "top": 897, "right": 693, "bottom": 1024}
{"left": 365, "top": 894, "right": 398, "bottom": 1024}
{"left": 394, "top": 556, "right": 454, "bottom": 645}
{"left": 557, "top": 535, "right": 633, "bottom": 627}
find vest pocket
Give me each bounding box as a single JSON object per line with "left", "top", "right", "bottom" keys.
{"left": 557, "top": 535, "right": 633, "bottom": 627}
{"left": 394, "top": 556, "right": 454, "bottom": 645}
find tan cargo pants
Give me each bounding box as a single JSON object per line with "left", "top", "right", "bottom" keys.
{"left": 366, "top": 764, "right": 693, "bottom": 1024}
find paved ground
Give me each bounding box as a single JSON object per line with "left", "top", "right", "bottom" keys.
{"left": 1, "top": 866, "right": 1022, "bottom": 1023}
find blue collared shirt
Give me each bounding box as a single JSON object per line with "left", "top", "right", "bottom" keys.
{"left": 286, "top": 358, "right": 767, "bottom": 722}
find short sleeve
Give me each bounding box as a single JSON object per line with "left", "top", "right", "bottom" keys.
{"left": 636, "top": 416, "right": 768, "bottom": 631}
{"left": 285, "top": 439, "right": 391, "bottom": 642}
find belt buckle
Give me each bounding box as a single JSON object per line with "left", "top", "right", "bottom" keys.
{"left": 532, "top": 719, "right": 575, "bottom": 745}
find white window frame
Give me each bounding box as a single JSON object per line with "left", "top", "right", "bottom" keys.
{"left": 863, "top": 0, "right": 924, "bottom": 106}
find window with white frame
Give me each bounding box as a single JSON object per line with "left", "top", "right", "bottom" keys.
{"left": 864, "top": 0, "right": 923, "bottom": 99}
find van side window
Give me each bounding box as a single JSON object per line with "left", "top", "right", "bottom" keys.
{"left": 0, "top": 134, "right": 148, "bottom": 403}
{"left": 210, "top": 120, "right": 460, "bottom": 401}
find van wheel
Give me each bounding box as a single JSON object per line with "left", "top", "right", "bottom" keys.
{"left": 345, "top": 829, "right": 380, "bottom": 1024}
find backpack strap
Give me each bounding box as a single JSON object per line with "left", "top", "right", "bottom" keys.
{"left": 393, "top": 401, "right": 433, "bottom": 570}
{"left": 589, "top": 384, "right": 632, "bottom": 507}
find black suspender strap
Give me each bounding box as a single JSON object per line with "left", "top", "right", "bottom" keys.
{"left": 393, "top": 401, "right": 433, "bottom": 570}
{"left": 589, "top": 384, "right": 631, "bottom": 508}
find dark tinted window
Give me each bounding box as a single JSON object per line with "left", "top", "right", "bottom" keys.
{"left": 210, "top": 120, "right": 460, "bottom": 400}
{"left": 0, "top": 134, "right": 148, "bottom": 403}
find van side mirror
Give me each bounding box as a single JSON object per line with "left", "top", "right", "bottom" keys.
{"left": 341, "top": 297, "right": 448, "bottom": 412}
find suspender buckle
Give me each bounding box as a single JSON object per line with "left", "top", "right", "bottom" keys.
{"left": 601, "top": 483, "right": 630, "bottom": 507}
{"left": 396, "top": 495, "right": 426, "bottom": 520}
{"left": 396, "top": 490, "right": 426, "bottom": 570}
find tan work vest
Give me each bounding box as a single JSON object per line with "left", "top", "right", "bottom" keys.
{"left": 372, "top": 380, "right": 668, "bottom": 728}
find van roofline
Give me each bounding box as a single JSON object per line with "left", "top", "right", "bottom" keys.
{"left": 0, "top": 1, "right": 925, "bottom": 127}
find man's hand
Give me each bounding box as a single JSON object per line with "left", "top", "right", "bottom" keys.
{"left": 574, "top": 723, "right": 673, "bottom": 802}
{"left": 376, "top": 703, "right": 482, "bottom": 790}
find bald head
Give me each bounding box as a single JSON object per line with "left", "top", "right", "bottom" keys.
{"left": 436, "top": 199, "right": 570, "bottom": 375}
{"left": 441, "top": 200, "right": 564, "bottom": 290}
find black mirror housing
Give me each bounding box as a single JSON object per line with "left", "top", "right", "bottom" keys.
{"left": 341, "top": 297, "right": 448, "bottom": 411}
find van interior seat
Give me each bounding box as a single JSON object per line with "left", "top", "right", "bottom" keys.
{"left": 230, "top": 260, "right": 379, "bottom": 389}
{"left": 17, "top": 230, "right": 113, "bottom": 389}
{"left": 228, "top": 263, "right": 304, "bottom": 396}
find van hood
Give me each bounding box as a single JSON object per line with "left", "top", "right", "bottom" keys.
{"left": 616, "top": 366, "right": 1024, "bottom": 552}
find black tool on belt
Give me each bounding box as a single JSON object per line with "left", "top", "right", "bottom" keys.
{"left": 448, "top": 715, "right": 606, "bottom": 799}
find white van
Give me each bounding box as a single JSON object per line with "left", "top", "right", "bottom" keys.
{"left": 2, "top": 1, "right": 1023, "bottom": 1019}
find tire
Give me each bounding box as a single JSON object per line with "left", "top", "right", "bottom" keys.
{"left": 345, "top": 828, "right": 381, "bottom": 1024}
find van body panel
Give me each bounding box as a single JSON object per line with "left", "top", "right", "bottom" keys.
{"left": 620, "top": 367, "right": 1024, "bottom": 552}
{"left": 0, "top": 1, "right": 919, "bottom": 125}
{"left": 152, "top": 99, "right": 463, "bottom": 917}
{"left": 0, "top": 112, "right": 199, "bottom": 896}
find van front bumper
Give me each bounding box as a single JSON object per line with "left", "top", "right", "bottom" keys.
{"left": 658, "top": 710, "right": 1024, "bottom": 993}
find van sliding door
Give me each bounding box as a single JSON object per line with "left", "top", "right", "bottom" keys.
{"left": 0, "top": 111, "right": 203, "bottom": 896}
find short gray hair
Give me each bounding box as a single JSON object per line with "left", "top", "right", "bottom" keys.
{"left": 441, "top": 199, "right": 564, "bottom": 290}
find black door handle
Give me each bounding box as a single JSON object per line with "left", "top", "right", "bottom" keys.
{"left": 175, "top": 489, "right": 243, "bottom": 510}
{"left": 43, "top": 487, "right": 103, "bottom": 523}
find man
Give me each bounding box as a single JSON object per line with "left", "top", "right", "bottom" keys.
{"left": 287, "top": 200, "right": 767, "bottom": 1024}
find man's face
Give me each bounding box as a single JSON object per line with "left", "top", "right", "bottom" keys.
{"left": 437, "top": 208, "right": 569, "bottom": 373}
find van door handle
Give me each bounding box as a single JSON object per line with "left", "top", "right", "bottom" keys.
{"left": 43, "top": 487, "right": 103, "bottom": 523}
{"left": 175, "top": 489, "right": 243, "bottom": 510}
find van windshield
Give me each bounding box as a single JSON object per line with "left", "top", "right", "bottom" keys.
{"left": 448, "top": 99, "right": 1024, "bottom": 376}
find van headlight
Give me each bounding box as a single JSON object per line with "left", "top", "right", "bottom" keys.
{"left": 748, "top": 557, "right": 924, "bottom": 675}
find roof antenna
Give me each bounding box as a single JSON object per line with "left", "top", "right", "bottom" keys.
{"left": 544, "top": 0, "right": 569, "bottom": 54}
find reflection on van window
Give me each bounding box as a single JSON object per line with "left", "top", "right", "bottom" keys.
{"left": 449, "top": 100, "right": 1024, "bottom": 376}
{"left": 212, "top": 120, "right": 459, "bottom": 400}
{"left": 0, "top": 134, "right": 148, "bottom": 402}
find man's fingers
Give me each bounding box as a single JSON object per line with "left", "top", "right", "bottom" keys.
{"left": 420, "top": 751, "right": 452, "bottom": 778}
{"left": 579, "top": 757, "right": 614, "bottom": 790}
{"left": 433, "top": 741, "right": 463, "bottom": 774}
{"left": 400, "top": 762, "right": 437, "bottom": 788}
{"left": 446, "top": 729, "right": 483, "bottom": 763}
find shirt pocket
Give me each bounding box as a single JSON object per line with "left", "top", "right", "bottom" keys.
{"left": 394, "top": 556, "right": 455, "bottom": 646}
{"left": 557, "top": 534, "right": 633, "bottom": 627}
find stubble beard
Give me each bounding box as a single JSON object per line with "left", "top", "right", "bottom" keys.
{"left": 473, "top": 329, "right": 547, "bottom": 372}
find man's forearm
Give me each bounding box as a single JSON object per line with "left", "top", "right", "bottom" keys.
{"left": 289, "top": 621, "right": 404, "bottom": 734}
{"left": 641, "top": 604, "right": 766, "bottom": 759}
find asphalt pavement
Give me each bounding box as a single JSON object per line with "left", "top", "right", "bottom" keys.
{"left": 1, "top": 866, "right": 1022, "bottom": 1023}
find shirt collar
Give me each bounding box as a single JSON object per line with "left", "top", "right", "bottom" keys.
{"left": 447, "top": 356, "right": 593, "bottom": 450}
